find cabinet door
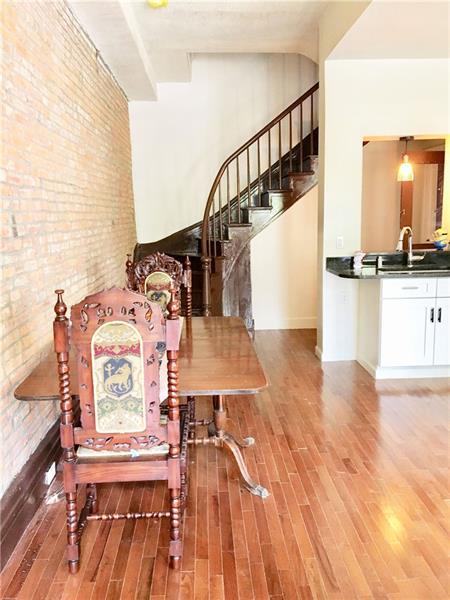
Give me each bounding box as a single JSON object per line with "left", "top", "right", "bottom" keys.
{"left": 380, "top": 298, "right": 435, "bottom": 367}
{"left": 434, "top": 298, "right": 450, "bottom": 365}
{"left": 436, "top": 278, "right": 450, "bottom": 298}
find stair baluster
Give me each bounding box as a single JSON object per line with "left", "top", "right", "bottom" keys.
{"left": 236, "top": 157, "right": 241, "bottom": 224}
{"left": 278, "top": 121, "right": 282, "bottom": 189}
{"left": 268, "top": 129, "right": 272, "bottom": 189}
{"left": 246, "top": 148, "right": 251, "bottom": 208}
{"left": 227, "top": 166, "right": 231, "bottom": 225}
{"left": 299, "top": 102, "right": 303, "bottom": 170}
{"left": 212, "top": 191, "right": 216, "bottom": 257}
{"left": 218, "top": 180, "right": 223, "bottom": 239}
{"left": 289, "top": 112, "right": 293, "bottom": 173}
{"left": 257, "top": 138, "right": 261, "bottom": 207}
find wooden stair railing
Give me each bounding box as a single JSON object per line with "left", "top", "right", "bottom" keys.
{"left": 201, "top": 82, "right": 319, "bottom": 315}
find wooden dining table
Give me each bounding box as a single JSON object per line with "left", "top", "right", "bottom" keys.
{"left": 15, "top": 317, "right": 269, "bottom": 498}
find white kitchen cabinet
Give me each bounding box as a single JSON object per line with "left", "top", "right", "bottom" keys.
{"left": 380, "top": 298, "right": 436, "bottom": 367}
{"left": 437, "top": 278, "right": 450, "bottom": 297}
{"left": 357, "top": 277, "right": 450, "bottom": 379}
{"left": 434, "top": 297, "right": 450, "bottom": 365}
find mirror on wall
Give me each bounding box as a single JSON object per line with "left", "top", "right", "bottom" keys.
{"left": 361, "top": 138, "right": 446, "bottom": 252}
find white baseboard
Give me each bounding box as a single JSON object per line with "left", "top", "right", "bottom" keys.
{"left": 357, "top": 358, "right": 450, "bottom": 380}
{"left": 317, "top": 350, "right": 357, "bottom": 362}
{"left": 356, "top": 357, "right": 377, "bottom": 377}
{"left": 254, "top": 317, "right": 316, "bottom": 331}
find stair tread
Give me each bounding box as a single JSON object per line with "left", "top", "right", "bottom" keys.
{"left": 246, "top": 205, "right": 273, "bottom": 211}
{"left": 226, "top": 222, "right": 252, "bottom": 227}
{"left": 288, "top": 170, "right": 315, "bottom": 176}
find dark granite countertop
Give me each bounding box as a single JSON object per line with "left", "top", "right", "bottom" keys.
{"left": 327, "top": 252, "right": 450, "bottom": 279}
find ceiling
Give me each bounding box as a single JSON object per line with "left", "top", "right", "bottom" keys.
{"left": 329, "top": 0, "right": 450, "bottom": 60}
{"left": 68, "top": 0, "right": 328, "bottom": 100}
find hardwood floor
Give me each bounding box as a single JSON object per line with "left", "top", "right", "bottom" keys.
{"left": 1, "top": 330, "right": 449, "bottom": 599}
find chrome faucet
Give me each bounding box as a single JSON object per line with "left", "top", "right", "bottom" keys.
{"left": 395, "top": 226, "right": 424, "bottom": 267}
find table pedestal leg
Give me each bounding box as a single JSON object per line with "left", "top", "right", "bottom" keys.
{"left": 207, "top": 395, "right": 269, "bottom": 499}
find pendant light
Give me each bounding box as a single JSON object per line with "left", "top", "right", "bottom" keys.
{"left": 397, "top": 136, "right": 414, "bottom": 181}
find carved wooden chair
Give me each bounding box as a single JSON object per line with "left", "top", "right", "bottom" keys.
{"left": 126, "top": 252, "right": 192, "bottom": 318}
{"left": 53, "top": 285, "right": 187, "bottom": 573}
{"left": 126, "top": 252, "right": 195, "bottom": 425}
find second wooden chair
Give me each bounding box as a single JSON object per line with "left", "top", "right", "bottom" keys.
{"left": 126, "top": 252, "right": 192, "bottom": 318}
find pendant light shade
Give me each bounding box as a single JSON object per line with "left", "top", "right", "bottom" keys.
{"left": 397, "top": 136, "right": 414, "bottom": 182}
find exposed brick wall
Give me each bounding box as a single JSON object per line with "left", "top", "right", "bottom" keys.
{"left": 1, "top": 1, "right": 136, "bottom": 496}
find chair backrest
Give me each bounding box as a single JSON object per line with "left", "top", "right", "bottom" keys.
{"left": 126, "top": 252, "right": 192, "bottom": 317}
{"left": 54, "top": 286, "right": 181, "bottom": 453}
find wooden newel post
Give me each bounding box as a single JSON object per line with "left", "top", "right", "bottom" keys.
{"left": 53, "top": 290, "right": 79, "bottom": 574}
{"left": 167, "top": 283, "right": 182, "bottom": 569}
{"left": 201, "top": 255, "right": 211, "bottom": 316}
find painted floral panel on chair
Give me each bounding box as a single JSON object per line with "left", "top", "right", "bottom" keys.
{"left": 144, "top": 271, "right": 172, "bottom": 314}
{"left": 92, "top": 322, "right": 146, "bottom": 433}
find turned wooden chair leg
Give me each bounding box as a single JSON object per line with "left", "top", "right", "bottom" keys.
{"left": 65, "top": 489, "right": 79, "bottom": 574}
{"left": 86, "top": 483, "right": 97, "bottom": 514}
{"left": 54, "top": 290, "right": 80, "bottom": 573}
{"left": 167, "top": 287, "right": 183, "bottom": 569}
{"left": 169, "top": 488, "right": 182, "bottom": 570}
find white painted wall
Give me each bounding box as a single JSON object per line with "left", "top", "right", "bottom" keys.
{"left": 316, "top": 1, "right": 371, "bottom": 357}
{"left": 251, "top": 187, "right": 318, "bottom": 330}
{"left": 129, "top": 53, "right": 318, "bottom": 243}
{"left": 318, "top": 57, "right": 449, "bottom": 361}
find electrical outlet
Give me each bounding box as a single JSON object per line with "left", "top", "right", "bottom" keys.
{"left": 336, "top": 236, "right": 344, "bottom": 249}
{"left": 44, "top": 462, "right": 56, "bottom": 486}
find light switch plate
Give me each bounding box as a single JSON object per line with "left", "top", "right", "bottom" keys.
{"left": 336, "top": 236, "right": 344, "bottom": 249}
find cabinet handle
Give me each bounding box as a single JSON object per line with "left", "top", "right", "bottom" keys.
{"left": 437, "top": 307, "right": 442, "bottom": 323}
{"left": 430, "top": 308, "right": 435, "bottom": 323}
{"left": 401, "top": 286, "right": 419, "bottom": 290}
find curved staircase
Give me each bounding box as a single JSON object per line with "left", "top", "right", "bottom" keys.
{"left": 135, "top": 82, "right": 319, "bottom": 328}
